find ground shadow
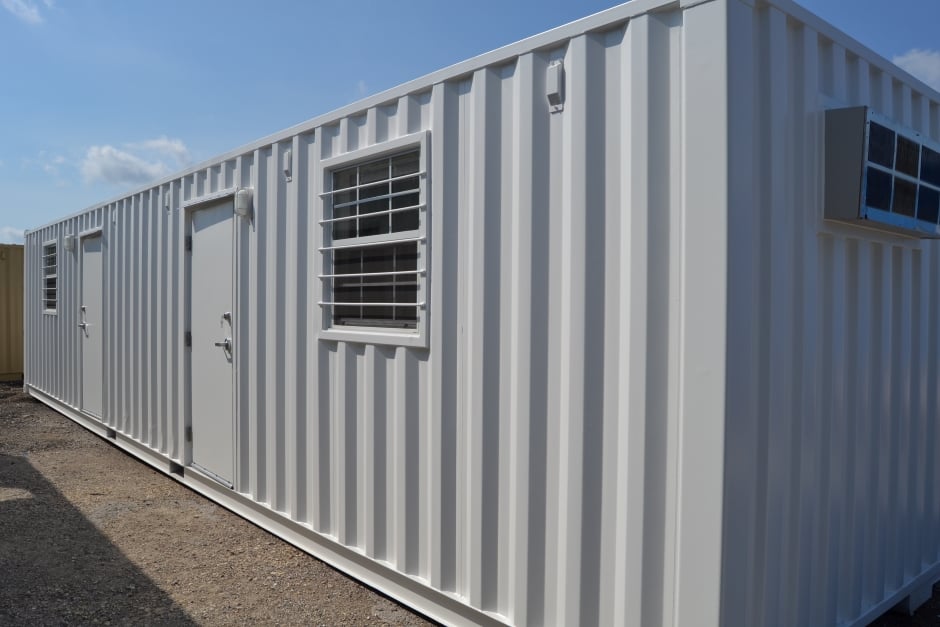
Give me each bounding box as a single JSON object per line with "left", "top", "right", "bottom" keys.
{"left": 0, "top": 452, "right": 197, "bottom": 625}
{"left": 868, "top": 583, "right": 940, "bottom": 627}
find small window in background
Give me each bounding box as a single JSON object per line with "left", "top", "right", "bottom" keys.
{"left": 42, "top": 243, "right": 57, "bottom": 312}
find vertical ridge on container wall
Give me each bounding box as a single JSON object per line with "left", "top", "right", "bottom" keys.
{"left": 19, "top": 0, "right": 708, "bottom": 623}
{"left": 23, "top": 0, "right": 940, "bottom": 624}
{"left": 724, "top": 0, "right": 940, "bottom": 626}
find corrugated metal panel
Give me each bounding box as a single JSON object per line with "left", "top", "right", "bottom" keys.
{"left": 0, "top": 243, "right": 24, "bottom": 380}
{"left": 723, "top": 1, "right": 940, "bottom": 626}
{"left": 22, "top": 0, "right": 940, "bottom": 623}
{"left": 23, "top": 1, "right": 732, "bottom": 623}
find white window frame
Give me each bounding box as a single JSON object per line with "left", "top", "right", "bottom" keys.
{"left": 318, "top": 131, "right": 429, "bottom": 348}
{"left": 42, "top": 239, "right": 58, "bottom": 314}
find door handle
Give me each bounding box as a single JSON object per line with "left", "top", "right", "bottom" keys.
{"left": 214, "top": 338, "right": 232, "bottom": 352}
{"left": 77, "top": 322, "right": 88, "bottom": 330}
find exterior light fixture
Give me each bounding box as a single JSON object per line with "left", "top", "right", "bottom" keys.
{"left": 234, "top": 188, "right": 253, "bottom": 218}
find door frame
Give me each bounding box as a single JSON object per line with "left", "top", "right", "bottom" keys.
{"left": 181, "top": 187, "right": 243, "bottom": 488}
{"left": 78, "top": 227, "right": 105, "bottom": 419}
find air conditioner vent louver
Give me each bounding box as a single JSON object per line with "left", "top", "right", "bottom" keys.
{"left": 825, "top": 106, "right": 940, "bottom": 238}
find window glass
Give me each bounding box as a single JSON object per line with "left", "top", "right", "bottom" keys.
{"left": 360, "top": 160, "right": 388, "bottom": 185}
{"left": 325, "top": 148, "right": 423, "bottom": 330}
{"left": 918, "top": 186, "right": 940, "bottom": 224}
{"left": 896, "top": 136, "right": 920, "bottom": 177}
{"left": 868, "top": 123, "right": 895, "bottom": 168}
{"left": 921, "top": 146, "right": 940, "bottom": 187}
{"left": 391, "top": 152, "right": 419, "bottom": 177}
{"left": 333, "top": 166, "right": 357, "bottom": 190}
{"left": 865, "top": 167, "right": 892, "bottom": 212}
{"left": 892, "top": 178, "right": 917, "bottom": 217}
{"left": 329, "top": 242, "right": 419, "bottom": 328}
{"left": 42, "top": 243, "right": 57, "bottom": 312}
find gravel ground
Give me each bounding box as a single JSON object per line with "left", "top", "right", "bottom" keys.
{"left": 0, "top": 381, "right": 431, "bottom": 626}
{"left": 4, "top": 379, "right": 940, "bottom": 627}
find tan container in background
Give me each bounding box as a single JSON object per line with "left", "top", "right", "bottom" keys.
{"left": 0, "top": 244, "right": 24, "bottom": 381}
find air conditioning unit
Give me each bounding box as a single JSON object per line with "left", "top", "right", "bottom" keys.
{"left": 825, "top": 106, "right": 940, "bottom": 238}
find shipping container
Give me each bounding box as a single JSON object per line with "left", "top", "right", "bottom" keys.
{"left": 22, "top": 0, "right": 940, "bottom": 624}
{"left": 0, "top": 243, "right": 24, "bottom": 381}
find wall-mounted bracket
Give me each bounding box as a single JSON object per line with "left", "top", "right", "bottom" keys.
{"left": 547, "top": 60, "right": 565, "bottom": 113}
{"left": 283, "top": 149, "right": 292, "bottom": 182}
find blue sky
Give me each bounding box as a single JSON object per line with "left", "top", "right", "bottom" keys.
{"left": 2, "top": 0, "right": 940, "bottom": 243}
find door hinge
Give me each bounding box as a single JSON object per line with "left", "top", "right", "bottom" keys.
{"left": 184, "top": 331, "right": 192, "bottom": 347}
{"left": 185, "top": 426, "right": 192, "bottom": 442}
{"left": 185, "top": 236, "right": 192, "bottom": 252}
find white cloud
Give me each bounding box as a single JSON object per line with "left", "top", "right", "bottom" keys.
{"left": 81, "top": 145, "right": 170, "bottom": 186}
{"left": 357, "top": 80, "right": 368, "bottom": 97}
{"left": 1, "top": 0, "right": 44, "bottom": 24}
{"left": 127, "top": 136, "right": 192, "bottom": 166}
{"left": 0, "top": 227, "right": 25, "bottom": 244}
{"left": 80, "top": 137, "right": 191, "bottom": 187}
{"left": 42, "top": 155, "right": 64, "bottom": 175}
{"left": 893, "top": 49, "right": 940, "bottom": 92}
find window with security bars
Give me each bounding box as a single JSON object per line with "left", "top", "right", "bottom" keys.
{"left": 321, "top": 143, "right": 426, "bottom": 332}
{"left": 332, "top": 243, "right": 418, "bottom": 327}
{"left": 42, "top": 242, "right": 57, "bottom": 312}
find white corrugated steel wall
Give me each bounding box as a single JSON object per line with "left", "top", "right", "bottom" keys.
{"left": 723, "top": 1, "right": 940, "bottom": 626}
{"left": 24, "top": 0, "right": 731, "bottom": 624}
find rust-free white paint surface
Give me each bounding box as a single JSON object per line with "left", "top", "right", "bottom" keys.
{"left": 723, "top": 1, "right": 940, "bottom": 626}
{"left": 189, "top": 200, "right": 236, "bottom": 486}
{"left": 21, "top": 0, "right": 940, "bottom": 624}
{"left": 80, "top": 233, "right": 103, "bottom": 417}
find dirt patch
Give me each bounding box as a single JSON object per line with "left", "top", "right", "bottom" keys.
{"left": 0, "top": 381, "right": 432, "bottom": 626}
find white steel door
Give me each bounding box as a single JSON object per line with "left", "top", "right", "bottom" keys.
{"left": 80, "top": 234, "right": 103, "bottom": 418}
{"left": 189, "top": 200, "right": 235, "bottom": 487}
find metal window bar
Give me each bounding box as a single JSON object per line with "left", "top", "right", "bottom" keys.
{"left": 318, "top": 170, "right": 427, "bottom": 197}
{"left": 321, "top": 241, "right": 420, "bottom": 325}
{"left": 43, "top": 245, "right": 57, "bottom": 310}
{"left": 318, "top": 301, "right": 426, "bottom": 308}
{"left": 332, "top": 186, "right": 421, "bottom": 211}
{"left": 318, "top": 269, "right": 425, "bottom": 279}
{"left": 320, "top": 203, "right": 426, "bottom": 225}
{"left": 868, "top": 161, "right": 937, "bottom": 189}
{"left": 320, "top": 152, "right": 424, "bottom": 328}
{"left": 331, "top": 281, "right": 418, "bottom": 289}
{"left": 318, "top": 236, "right": 424, "bottom": 252}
